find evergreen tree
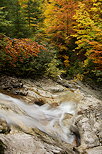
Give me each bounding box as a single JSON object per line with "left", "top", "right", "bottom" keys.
{"left": 0, "top": 0, "right": 11, "bottom": 34}
{"left": 0, "top": 0, "right": 31, "bottom": 38}
{"left": 0, "top": 7, "right": 11, "bottom": 34}
{"left": 7, "top": 0, "right": 31, "bottom": 38}
{"left": 23, "top": 0, "right": 43, "bottom": 34}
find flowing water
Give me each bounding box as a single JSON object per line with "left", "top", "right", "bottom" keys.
{"left": 0, "top": 92, "right": 77, "bottom": 144}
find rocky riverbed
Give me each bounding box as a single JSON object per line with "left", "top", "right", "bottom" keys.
{"left": 0, "top": 75, "right": 102, "bottom": 154}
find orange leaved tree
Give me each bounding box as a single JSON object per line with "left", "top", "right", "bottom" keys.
{"left": 0, "top": 34, "right": 47, "bottom": 77}
{"left": 43, "top": 0, "right": 77, "bottom": 67}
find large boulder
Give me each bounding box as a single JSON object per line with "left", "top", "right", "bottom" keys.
{"left": 71, "top": 97, "right": 102, "bottom": 153}
{"left": 0, "top": 129, "right": 76, "bottom": 154}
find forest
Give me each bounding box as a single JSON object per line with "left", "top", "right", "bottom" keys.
{"left": 0, "top": 0, "right": 102, "bottom": 84}
{"left": 0, "top": 1, "right": 102, "bottom": 153}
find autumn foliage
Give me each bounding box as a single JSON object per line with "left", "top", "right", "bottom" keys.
{"left": 0, "top": 0, "right": 102, "bottom": 82}
{"left": 89, "top": 41, "right": 102, "bottom": 69}
{"left": 43, "top": 0, "right": 102, "bottom": 81}
{"left": 0, "top": 34, "right": 49, "bottom": 77}
{"left": 73, "top": 0, "right": 102, "bottom": 71}
{"left": 43, "top": 0, "right": 78, "bottom": 68}
{"left": 0, "top": 34, "right": 45, "bottom": 65}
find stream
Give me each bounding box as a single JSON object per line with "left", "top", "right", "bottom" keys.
{"left": 0, "top": 92, "right": 76, "bottom": 144}
{"left": 0, "top": 77, "right": 101, "bottom": 153}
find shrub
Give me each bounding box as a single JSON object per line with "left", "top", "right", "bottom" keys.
{"left": 46, "top": 56, "right": 66, "bottom": 78}
{"left": 0, "top": 34, "right": 51, "bottom": 78}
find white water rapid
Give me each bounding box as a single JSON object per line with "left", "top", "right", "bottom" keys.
{"left": 0, "top": 92, "right": 77, "bottom": 144}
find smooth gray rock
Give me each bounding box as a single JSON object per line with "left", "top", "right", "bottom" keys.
{"left": 86, "top": 146, "right": 102, "bottom": 154}
{"left": 0, "top": 131, "right": 75, "bottom": 154}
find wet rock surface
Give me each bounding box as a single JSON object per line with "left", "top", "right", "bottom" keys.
{"left": 0, "top": 118, "right": 11, "bottom": 134}
{"left": 86, "top": 146, "right": 102, "bottom": 154}
{"left": 70, "top": 82, "right": 102, "bottom": 153}
{"left": 0, "top": 75, "right": 102, "bottom": 154}
{"left": 0, "top": 75, "right": 27, "bottom": 96}
{"left": 0, "top": 128, "right": 76, "bottom": 154}
{"left": 0, "top": 76, "right": 23, "bottom": 89}
{"left": 72, "top": 102, "right": 102, "bottom": 153}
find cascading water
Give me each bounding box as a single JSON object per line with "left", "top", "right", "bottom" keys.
{"left": 0, "top": 92, "right": 77, "bottom": 144}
